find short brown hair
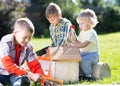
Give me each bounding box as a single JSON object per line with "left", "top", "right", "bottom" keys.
{"left": 45, "top": 2, "right": 61, "bottom": 19}
{"left": 14, "top": 17, "right": 35, "bottom": 34}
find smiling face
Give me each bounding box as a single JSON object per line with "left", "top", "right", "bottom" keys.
{"left": 13, "top": 18, "right": 34, "bottom": 47}
{"left": 13, "top": 25, "right": 33, "bottom": 47}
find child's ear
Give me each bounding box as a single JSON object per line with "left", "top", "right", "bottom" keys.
{"left": 13, "top": 30, "right": 17, "bottom": 35}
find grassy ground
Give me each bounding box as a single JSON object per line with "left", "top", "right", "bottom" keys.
{"left": 31, "top": 32, "right": 120, "bottom": 85}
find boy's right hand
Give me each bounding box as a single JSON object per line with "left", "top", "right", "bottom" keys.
{"left": 69, "top": 31, "right": 76, "bottom": 44}
{"left": 44, "top": 79, "right": 57, "bottom": 86}
{"left": 27, "top": 72, "right": 42, "bottom": 82}
{"left": 27, "top": 72, "right": 57, "bottom": 86}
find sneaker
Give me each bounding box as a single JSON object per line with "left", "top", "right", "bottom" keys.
{"left": 85, "top": 77, "right": 96, "bottom": 81}
{"left": 79, "top": 76, "right": 86, "bottom": 81}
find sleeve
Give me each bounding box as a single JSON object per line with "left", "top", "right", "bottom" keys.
{"left": 1, "top": 56, "right": 27, "bottom": 76}
{"left": 0, "top": 41, "right": 10, "bottom": 57}
{"left": 58, "top": 22, "right": 71, "bottom": 46}
{"left": 85, "top": 31, "right": 96, "bottom": 43}
{"left": 27, "top": 59, "right": 45, "bottom": 76}
{"left": 70, "top": 25, "right": 78, "bottom": 41}
{"left": 25, "top": 44, "right": 45, "bottom": 76}
{"left": 49, "top": 25, "right": 55, "bottom": 46}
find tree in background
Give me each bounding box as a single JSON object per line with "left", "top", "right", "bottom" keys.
{"left": 0, "top": 0, "right": 26, "bottom": 40}
{"left": 80, "top": 0, "right": 120, "bottom": 33}
{"left": 97, "top": 6, "right": 120, "bottom": 33}
{"left": 0, "top": 0, "right": 120, "bottom": 39}
{"left": 25, "top": 0, "right": 48, "bottom": 37}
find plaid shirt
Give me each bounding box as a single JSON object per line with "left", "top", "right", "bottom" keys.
{"left": 0, "top": 34, "right": 37, "bottom": 75}
{"left": 49, "top": 18, "right": 77, "bottom": 47}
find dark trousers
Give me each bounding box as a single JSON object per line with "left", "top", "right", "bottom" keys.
{"left": 0, "top": 74, "right": 30, "bottom": 86}
{"left": 0, "top": 75, "right": 10, "bottom": 85}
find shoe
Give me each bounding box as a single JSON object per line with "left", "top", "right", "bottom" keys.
{"left": 79, "top": 76, "right": 86, "bottom": 81}
{"left": 85, "top": 77, "right": 96, "bottom": 81}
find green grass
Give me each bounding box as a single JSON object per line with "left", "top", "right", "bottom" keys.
{"left": 31, "top": 37, "right": 51, "bottom": 51}
{"left": 97, "top": 32, "right": 120, "bottom": 84}
{"left": 31, "top": 32, "right": 120, "bottom": 85}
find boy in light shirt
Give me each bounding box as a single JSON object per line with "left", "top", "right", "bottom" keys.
{"left": 0, "top": 18, "right": 54, "bottom": 86}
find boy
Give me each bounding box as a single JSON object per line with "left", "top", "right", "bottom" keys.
{"left": 37, "top": 2, "right": 77, "bottom": 55}
{"left": 69, "top": 9, "right": 99, "bottom": 81}
{"left": 46, "top": 2, "right": 77, "bottom": 47}
{"left": 0, "top": 18, "right": 53, "bottom": 86}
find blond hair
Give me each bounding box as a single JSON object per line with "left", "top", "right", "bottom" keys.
{"left": 14, "top": 17, "right": 35, "bottom": 34}
{"left": 77, "top": 9, "right": 98, "bottom": 28}
{"left": 45, "top": 2, "right": 61, "bottom": 19}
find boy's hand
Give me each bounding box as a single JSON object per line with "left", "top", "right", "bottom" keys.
{"left": 69, "top": 31, "right": 76, "bottom": 44}
{"left": 27, "top": 72, "right": 42, "bottom": 82}
{"left": 44, "top": 80, "right": 57, "bottom": 86}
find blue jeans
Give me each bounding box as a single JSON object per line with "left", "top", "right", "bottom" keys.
{"left": 0, "top": 74, "right": 30, "bottom": 86}
{"left": 80, "top": 52, "right": 99, "bottom": 77}
{"left": 0, "top": 74, "right": 10, "bottom": 85}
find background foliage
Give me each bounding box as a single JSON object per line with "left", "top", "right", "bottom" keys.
{"left": 0, "top": 0, "right": 26, "bottom": 40}
{"left": 97, "top": 6, "right": 120, "bottom": 33}
{"left": 0, "top": 0, "right": 120, "bottom": 38}
{"left": 0, "top": 0, "right": 120, "bottom": 85}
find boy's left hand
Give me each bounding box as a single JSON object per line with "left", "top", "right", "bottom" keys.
{"left": 44, "top": 80, "right": 57, "bottom": 86}
{"left": 27, "top": 72, "right": 42, "bottom": 82}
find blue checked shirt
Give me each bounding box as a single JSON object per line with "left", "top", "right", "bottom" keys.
{"left": 49, "top": 18, "right": 77, "bottom": 47}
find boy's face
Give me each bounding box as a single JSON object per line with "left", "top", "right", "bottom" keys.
{"left": 78, "top": 17, "right": 91, "bottom": 31}
{"left": 13, "top": 27, "right": 33, "bottom": 47}
{"left": 47, "top": 14, "right": 61, "bottom": 26}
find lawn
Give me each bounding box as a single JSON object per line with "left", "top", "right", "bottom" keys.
{"left": 31, "top": 32, "right": 120, "bottom": 85}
